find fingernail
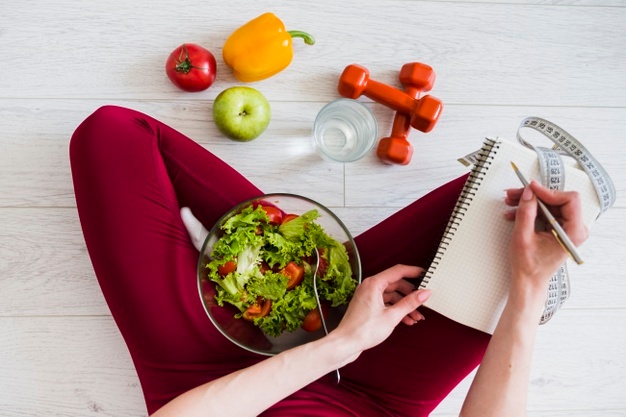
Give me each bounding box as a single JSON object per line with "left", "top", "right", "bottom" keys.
{"left": 417, "top": 289, "right": 431, "bottom": 303}
{"left": 522, "top": 186, "right": 534, "bottom": 201}
{"left": 416, "top": 312, "right": 425, "bottom": 321}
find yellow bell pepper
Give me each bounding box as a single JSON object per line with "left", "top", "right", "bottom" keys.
{"left": 222, "top": 13, "right": 315, "bottom": 82}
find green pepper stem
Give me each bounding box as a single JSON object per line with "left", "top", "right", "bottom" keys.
{"left": 288, "top": 30, "right": 315, "bottom": 46}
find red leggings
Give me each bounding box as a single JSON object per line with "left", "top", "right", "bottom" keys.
{"left": 70, "top": 106, "right": 490, "bottom": 416}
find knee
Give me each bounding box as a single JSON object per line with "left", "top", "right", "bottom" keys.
{"left": 70, "top": 105, "right": 120, "bottom": 154}
{"left": 69, "top": 105, "right": 145, "bottom": 164}
{"left": 75, "top": 105, "right": 126, "bottom": 135}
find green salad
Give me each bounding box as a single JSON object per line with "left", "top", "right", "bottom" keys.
{"left": 204, "top": 203, "right": 356, "bottom": 337}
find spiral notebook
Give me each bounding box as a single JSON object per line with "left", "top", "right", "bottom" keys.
{"left": 419, "top": 137, "right": 603, "bottom": 334}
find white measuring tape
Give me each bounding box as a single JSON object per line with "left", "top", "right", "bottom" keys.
{"left": 460, "top": 117, "right": 616, "bottom": 324}
{"left": 517, "top": 117, "right": 616, "bottom": 323}
{"left": 517, "top": 117, "right": 616, "bottom": 214}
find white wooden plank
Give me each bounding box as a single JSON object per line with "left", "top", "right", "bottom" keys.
{"left": 0, "top": 207, "right": 624, "bottom": 316}
{"left": 0, "top": 1, "right": 624, "bottom": 106}
{"left": 0, "top": 317, "right": 146, "bottom": 416}
{"left": 2, "top": 100, "right": 624, "bottom": 209}
{"left": 0, "top": 99, "right": 344, "bottom": 208}
{"left": 425, "top": 0, "right": 625, "bottom": 4}
{"left": 0, "top": 208, "right": 111, "bottom": 316}
{"left": 432, "top": 309, "right": 626, "bottom": 415}
{"left": 1, "top": 310, "right": 624, "bottom": 416}
{"left": 346, "top": 105, "right": 626, "bottom": 208}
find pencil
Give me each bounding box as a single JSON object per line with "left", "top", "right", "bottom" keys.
{"left": 510, "top": 161, "right": 584, "bottom": 265}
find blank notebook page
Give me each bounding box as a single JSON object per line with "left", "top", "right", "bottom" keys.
{"left": 421, "top": 138, "right": 601, "bottom": 334}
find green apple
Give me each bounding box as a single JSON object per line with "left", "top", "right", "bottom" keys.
{"left": 212, "top": 86, "right": 271, "bottom": 141}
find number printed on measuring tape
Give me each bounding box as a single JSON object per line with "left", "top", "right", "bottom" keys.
{"left": 517, "top": 117, "right": 616, "bottom": 214}
{"left": 540, "top": 264, "right": 568, "bottom": 325}
{"left": 516, "top": 117, "right": 615, "bottom": 324}
{"left": 535, "top": 146, "right": 565, "bottom": 192}
{"left": 458, "top": 118, "right": 614, "bottom": 325}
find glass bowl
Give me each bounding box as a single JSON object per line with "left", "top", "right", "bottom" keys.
{"left": 197, "top": 193, "right": 362, "bottom": 356}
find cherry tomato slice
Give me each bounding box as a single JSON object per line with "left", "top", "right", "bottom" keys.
{"left": 243, "top": 297, "right": 272, "bottom": 321}
{"left": 260, "top": 206, "right": 283, "bottom": 225}
{"left": 281, "top": 262, "right": 304, "bottom": 290}
{"left": 301, "top": 304, "right": 329, "bottom": 332}
{"left": 281, "top": 213, "right": 299, "bottom": 224}
{"left": 218, "top": 260, "right": 237, "bottom": 276}
{"left": 259, "top": 262, "right": 271, "bottom": 275}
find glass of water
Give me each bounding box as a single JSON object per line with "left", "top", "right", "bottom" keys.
{"left": 313, "top": 99, "right": 378, "bottom": 162}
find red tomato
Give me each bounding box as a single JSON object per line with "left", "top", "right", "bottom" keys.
{"left": 218, "top": 260, "right": 237, "bottom": 276}
{"left": 166, "top": 44, "right": 216, "bottom": 92}
{"left": 281, "top": 213, "right": 299, "bottom": 224}
{"left": 243, "top": 297, "right": 272, "bottom": 321}
{"left": 281, "top": 262, "right": 304, "bottom": 290}
{"left": 302, "top": 305, "right": 328, "bottom": 332}
{"left": 261, "top": 206, "right": 283, "bottom": 225}
{"left": 259, "top": 262, "right": 271, "bottom": 275}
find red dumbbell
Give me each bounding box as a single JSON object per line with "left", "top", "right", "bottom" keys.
{"left": 338, "top": 63, "right": 442, "bottom": 133}
{"left": 377, "top": 62, "right": 436, "bottom": 165}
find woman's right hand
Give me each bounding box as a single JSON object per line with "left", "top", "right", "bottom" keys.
{"left": 461, "top": 182, "right": 588, "bottom": 417}
{"left": 462, "top": 181, "right": 589, "bottom": 416}
{"left": 505, "top": 181, "right": 588, "bottom": 303}
{"left": 330, "top": 264, "right": 431, "bottom": 362}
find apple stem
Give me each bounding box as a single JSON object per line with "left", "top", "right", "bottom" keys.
{"left": 287, "top": 30, "right": 315, "bottom": 46}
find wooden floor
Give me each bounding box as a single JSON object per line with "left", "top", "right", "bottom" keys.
{"left": 1, "top": 0, "right": 625, "bottom": 415}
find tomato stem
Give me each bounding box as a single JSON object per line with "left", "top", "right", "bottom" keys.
{"left": 174, "top": 44, "right": 191, "bottom": 74}
{"left": 174, "top": 44, "right": 207, "bottom": 73}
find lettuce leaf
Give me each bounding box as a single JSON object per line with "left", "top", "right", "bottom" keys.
{"left": 204, "top": 203, "right": 357, "bottom": 337}
{"left": 278, "top": 210, "right": 319, "bottom": 240}
{"left": 317, "top": 240, "right": 356, "bottom": 306}
{"left": 256, "top": 282, "right": 317, "bottom": 337}
{"left": 212, "top": 206, "right": 266, "bottom": 260}
{"left": 246, "top": 271, "right": 288, "bottom": 301}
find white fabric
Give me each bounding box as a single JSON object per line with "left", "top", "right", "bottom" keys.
{"left": 180, "top": 207, "right": 209, "bottom": 251}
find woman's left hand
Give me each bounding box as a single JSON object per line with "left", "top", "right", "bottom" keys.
{"left": 332, "top": 264, "right": 431, "bottom": 356}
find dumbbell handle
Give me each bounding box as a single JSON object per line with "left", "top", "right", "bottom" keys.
{"left": 361, "top": 79, "right": 416, "bottom": 115}
{"left": 376, "top": 85, "right": 420, "bottom": 165}
{"left": 390, "top": 85, "right": 420, "bottom": 138}
{"left": 338, "top": 63, "right": 442, "bottom": 133}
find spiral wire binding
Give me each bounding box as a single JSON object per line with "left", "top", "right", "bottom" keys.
{"left": 421, "top": 138, "right": 500, "bottom": 288}
{"left": 423, "top": 119, "right": 614, "bottom": 327}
